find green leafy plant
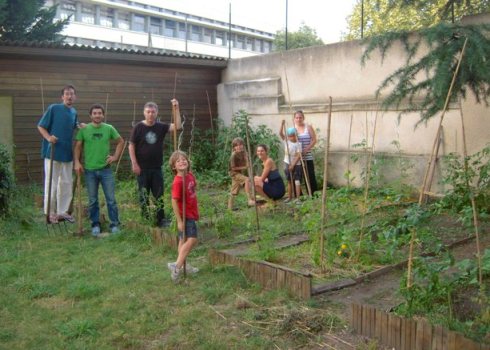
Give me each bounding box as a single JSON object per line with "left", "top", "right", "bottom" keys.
{"left": 0, "top": 144, "right": 14, "bottom": 216}
{"left": 439, "top": 144, "right": 490, "bottom": 221}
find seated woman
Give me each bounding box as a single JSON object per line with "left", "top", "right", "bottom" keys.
{"left": 254, "top": 144, "right": 285, "bottom": 201}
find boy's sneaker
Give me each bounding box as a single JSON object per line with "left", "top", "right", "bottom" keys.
{"left": 167, "top": 262, "right": 177, "bottom": 272}
{"left": 91, "top": 225, "right": 101, "bottom": 237}
{"left": 171, "top": 266, "right": 183, "bottom": 283}
{"left": 58, "top": 213, "right": 75, "bottom": 223}
{"left": 186, "top": 263, "right": 199, "bottom": 274}
{"left": 168, "top": 262, "right": 198, "bottom": 274}
{"left": 110, "top": 226, "right": 120, "bottom": 234}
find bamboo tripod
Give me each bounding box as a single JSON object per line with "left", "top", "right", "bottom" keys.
{"left": 407, "top": 38, "right": 468, "bottom": 289}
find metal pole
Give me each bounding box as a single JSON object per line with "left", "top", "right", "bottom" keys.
{"left": 285, "top": 0, "right": 288, "bottom": 50}
{"left": 361, "top": 0, "right": 364, "bottom": 39}
{"left": 228, "top": 2, "right": 232, "bottom": 59}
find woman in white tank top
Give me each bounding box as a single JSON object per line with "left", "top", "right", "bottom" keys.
{"left": 294, "top": 110, "right": 318, "bottom": 194}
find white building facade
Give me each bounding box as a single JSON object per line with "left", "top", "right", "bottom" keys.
{"left": 47, "top": 0, "right": 275, "bottom": 58}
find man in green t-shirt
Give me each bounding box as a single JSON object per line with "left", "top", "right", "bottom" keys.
{"left": 74, "top": 104, "right": 124, "bottom": 237}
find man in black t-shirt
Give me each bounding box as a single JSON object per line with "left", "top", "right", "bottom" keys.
{"left": 129, "top": 100, "right": 181, "bottom": 227}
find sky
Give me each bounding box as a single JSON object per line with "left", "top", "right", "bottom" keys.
{"left": 143, "top": 0, "right": 358, "bottom": 44}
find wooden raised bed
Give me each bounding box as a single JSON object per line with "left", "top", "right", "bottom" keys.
{"left": 209, "top": 248, "right": 312, "bottom": 299}
{"left": 351, "top": 303, "right": 489, "bottom": 350}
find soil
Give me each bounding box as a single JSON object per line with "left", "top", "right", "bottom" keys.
{"left": 313, "top": 231, "right": 490, "bottom": 349}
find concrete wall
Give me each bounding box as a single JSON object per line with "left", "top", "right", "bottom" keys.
{"left": 217, "top": 30, "right": 490, "bottom": 192}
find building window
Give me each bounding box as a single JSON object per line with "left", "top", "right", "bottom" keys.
{"left": 117, "top": 11, "right": 130, "bottom": 30}
{"left": 203, "top": 28, "right": 212, "bottom": 43}
{"left": 255, "top": 39, "right": 262, "bottom": 52}
{"left": 81, "top": 4, "right": 95, "bottom": 24}
{"left": 215, "top": 31, "right": 224, "bottom": 46}
{"left": 150, "top": 17, "right": 161, "bottom": 35}
{"left": 246, "top": 37, "right": 253, "bottom": 51}
{"left": 133, "top": 14, "right": 145, "bottom": 32}
{"left": 264, "top": 41, "right": 271, "bottom": 53}
{"left": 100, "top": 8, "right": 114, "bottom": 27}
{"left": 191, "top": 25, "right": 201, "bottom": 41}
{"left": 178, "top": 22, "right": 187, "bottom": 39}
{"left": 237, "top": 35, "right": 245, "bottom": 49}
{"left": 79, "top": 38, "right": 95, "bottom": 46}
{"left": 60, "top": 0, "right": 76, "bottom": 21}
{"left": 164, "top": 20, "right": 176, "bottom": 37}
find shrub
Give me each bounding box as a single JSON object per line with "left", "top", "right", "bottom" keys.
{"left": 0, "top": 144, "right": 15, "bottom": 215}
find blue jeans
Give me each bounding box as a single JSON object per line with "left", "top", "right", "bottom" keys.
{"left": 85, "top": 168, "right": 119, "bottom": 227}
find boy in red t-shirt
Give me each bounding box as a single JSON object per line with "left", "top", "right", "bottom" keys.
{"left": 167, "top": 151, "right": 199, "bottom": 283}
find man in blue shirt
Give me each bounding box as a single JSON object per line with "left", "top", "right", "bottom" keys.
{"left": 37, "top": 85, "right": 82, "bottom": 223}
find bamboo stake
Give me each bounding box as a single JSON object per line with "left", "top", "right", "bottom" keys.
{"left": 131, "top": 100, "right": 136, "bottom": 127}
{"left": 282, "top": 57, "right": 312, "bottom": 197}
{"left": 418, "top": 37, "right": 468, "bottom": 205}
{"left": 114, "top": 141, "right": 127, "bottom": 176}
{"left": 206, "top": 90, "right": 215, "bottom": 146}
{"left": 459, "top": 102, "right": 483, "bottom": 287}
{"left": 188, "top": 105, "right": 196, "bottom": 161}
{"left": 406, "top": 228, "right": 416, "bottom": 288}
{"left": 76, "top": 172, "right": 83, "bottom": 237}
{"left": 40, "top": 77, "right": 45, "bottom": 112}
{"left": 320, "top": 97, "right": 333, "bottom": 271}
{"left": 347, "top": 114, "right": 353, "bottom": 189}
{"left": 172, "top": 72, "right": 178, "bottom": 151}
{"left": 105, "top": 93, "right": 109, "bottom": 122}
{"left": 245, "top": 116, "right": 260, "bottom": 236}
{"left": 46, "top": 144, "right": 55, "bottom": 224}
{"left": 356, "top": 107, "right": 379, "bottom": 260}
{"left": 182, "top": 168, "right": 187, "bottom": 277}
{"left": 281, "top": 120, "right": 295, "bottom": 200}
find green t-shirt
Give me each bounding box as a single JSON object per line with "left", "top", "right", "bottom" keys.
{"left": 76, "top": 123, "right": 121, "bottom": 170}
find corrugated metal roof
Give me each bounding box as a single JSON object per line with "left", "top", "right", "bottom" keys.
{"left": 0, "top": 40, "right": 228, "bottom": 67}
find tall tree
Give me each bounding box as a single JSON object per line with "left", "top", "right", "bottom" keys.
{"left": 345, "top": 0, "right": 490, "bottom": 40}
{"left": 362, "top": 23, "right": 490, "bottom": 123}
{"left": 273, "top": 23, "right": 324, "bottom": 51}
{"left": 0, "top": 0, "right": 68, "bottom": 42}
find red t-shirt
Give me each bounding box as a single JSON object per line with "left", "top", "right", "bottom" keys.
{"left": 171, "top": 172, "right": 199, "bottom": 220}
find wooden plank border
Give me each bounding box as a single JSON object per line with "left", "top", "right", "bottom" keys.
{"left": 209, "top": 249, "right": 313, "bottom": 299}
{"left": 350, "top": 303, "right": 488, "bottom": 350}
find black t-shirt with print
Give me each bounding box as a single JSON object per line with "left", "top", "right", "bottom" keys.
{"left": 130, "top": 121, "right": 170, "bottom": 169}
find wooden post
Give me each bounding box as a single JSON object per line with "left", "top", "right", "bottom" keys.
{"left": 320, "top": 97, "right": 333, "bottom": 271}
{"left": 347, "top": 114, "right": 353, "bottom": 189}
{"left": 282, "top": 120, "right": 295, "bottom": 199}
{"left": 76, "top": 172, "right": 83, "bottom": 236}
{"left": 172, "top": 72, "right": 178, "bottom": 151}
{"left": 459, "top": 102, "right": 483, "bottom": 287}
{"left": 206, "top": 90, "right": 215, "bottom": 146}
{"left": 245, "top": 116, "right": 260, "bottom": 236}
{"left": 356, "top": 108, "right": 379, "bottom": 260}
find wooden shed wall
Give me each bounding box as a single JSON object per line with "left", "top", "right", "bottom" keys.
{"left": 0, "top": 53, "right": 223, "bottom": 184}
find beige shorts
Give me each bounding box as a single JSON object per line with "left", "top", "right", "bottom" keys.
{"left": 230, "top": 173, "right": 248, "bottom": 195}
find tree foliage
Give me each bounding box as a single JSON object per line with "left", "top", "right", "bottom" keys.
{"left": 0, "top": 0, "right": 68, "bottom": 42}
{"left": 273, "top": 23, "right": 324, "bottom": 51}
{"left": 362, "top": 23, "right": 490, "bottom": 123}
{"left": 346, "top": 0, "right": 490, "bottom": 40}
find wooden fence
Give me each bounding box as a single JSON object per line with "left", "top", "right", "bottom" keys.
{"left": 351, "top": 303, "right": 489, "bottom": 350}
{"left": 209, "top": 249, "right": 312, "bottom": 299}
